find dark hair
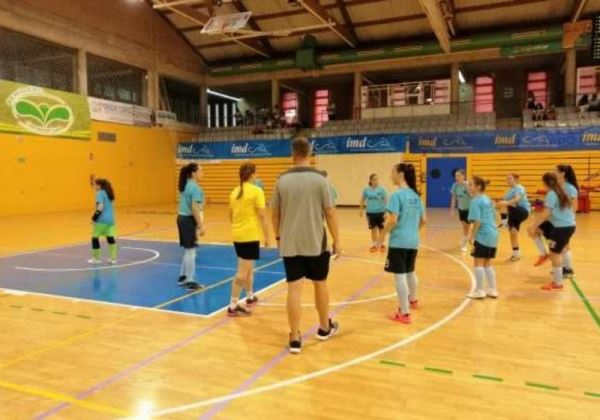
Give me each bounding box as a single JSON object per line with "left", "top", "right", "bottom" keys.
{"left": 321, "top": 170, "right": 328, "bottom": 177}
{"left": 292, "top": 136, "right": 311, "bottom": 158}
{"left": 556, "top": 164, "right": 579, "bottom": 191}
{"left": 543, "top": 172, "right": 570, "bottom": 209}
{"left": 472, "top": 176, "right": 489, "bottom": 192}
{"left": 95, "top": 178, "right": 115, "bottom": 201}
{"left": 455, "top": 169, "right": 466, "bottom": 178}
{"left": 237, "top": 162, "right": 256, "bottom": 199}
{"left": 369, "top": 173, "right": 377, "bottom": 187}
{"left": 508, "top": 173, "right": 520, "bottom": 181}
{"left": 178, "top": 163, "right": 199, "bottom": 192}
{"left": 395, "top": 163, "right": 419, "bottom": 194}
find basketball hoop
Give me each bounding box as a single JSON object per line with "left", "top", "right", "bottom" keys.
{"left": 201, "top": 12, "right": 252, "bottom": 35}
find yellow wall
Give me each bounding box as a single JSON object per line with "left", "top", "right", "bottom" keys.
{"left": 0, "top": 122, "right": 192, "bottom": 216}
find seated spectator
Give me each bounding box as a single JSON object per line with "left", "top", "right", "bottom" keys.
{"left": 234, "top": 109, "right": 243, "bottom": 126}
{"left": 589, "top": 94, "right": 599, "bottom": 112}
{"left": 532, "top": 102, "right": 544, "bottom": 121}
{"left": 543, "top": 104, "right": 557, "bottom": 121}
{"left": 578, "top": 94, "right": 590, "bottom": 113}
{"left": 526, "top": 90, "right": 536, "bottom": 110}
{"left": 327, "top": 101, "right": 337, "bottom": 121}
{"left": 244, "top": 109, "right": 254, "bottom": 126}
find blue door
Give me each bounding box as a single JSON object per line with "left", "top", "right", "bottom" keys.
{"left": 426, "top": 157, "right": 467, "bottom": 208}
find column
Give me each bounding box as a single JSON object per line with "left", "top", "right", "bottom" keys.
{"left": 271, "top": 78, "right": 280, "bottom": 110}
{"left": 199, "top": 86, "right": 208, "bottom": 127}
{"left": 77, "top": 49, "right": 88, "bottom": 95}
{"left": 450, "top": 62, "right": 460, "bottom": 114}
{"left": 147, "top": 69, "right": 160, "bottom": 109}
{"left": 353, "top": 71, "right": 362, "bottom": 120}
{"left": 565, "top": 48, "right": 577, "bottom": 107}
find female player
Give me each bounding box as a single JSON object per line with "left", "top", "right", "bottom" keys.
{"left": 556, "top": 164, "right": 579, "bottom": 277}
{"left": 450, "top": 169, "right": 471, "bottom": 252}
{"left": 89, "top": 179, "right": 118, "bottom": 265}
{"left": 467, "top": 176, "right": 499, "bottom": 299}
{"left": 380, "top": 163, "right": 426, "bottom": 324}
{"left": 227, "top": 163, "right": 271, "bottom": 317}
{"left": 360, "top": 173, "right": 388, "bottom": 252}
{"left": 497, "top": 174, "right": 530, "bottom": 261}
{"left": 528, "top": 173, "right": 576, "bottom": 291}
{"left": 177, "top": 163, "right": 205, "bottom": 291}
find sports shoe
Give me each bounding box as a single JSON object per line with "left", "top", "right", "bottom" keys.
{"left": 184, "top": 282, "right": 205, "bottom": 291}
{"left": 369, "top": 246, "right": 378, "bottom": 253}
{"left": 467, "top": 290, "right": 486, "bottom": 299}
{"left": 460, "top": 245, "right": 468, "bottom": 253}
{"left": 227, "top": 305, "right": 251, "bottom": 317}
{"left": 541, "top": 282, "right": 564, "bottom": 291}
{"left": 389, "top": 312, "right": 412, "bottom": 324}
{"left": 562, "top": 268, "right": 574, "bottom": 279}
{"left": 177, "top": 275, "right": 187, "bottom": 286}
{"left": 486, "top": 289, "right": 499, "bottom": 299}
{"left": 87, "top": 258, "right": 102, "bottom": 265}
{"left": 534, "top": 255, "right": 549, "bottom": 267}
{"left": 316, "top": 319, "right": 340, "bottom": 341}
{"left": 246, "top": 296, "right": 259, "bottom": 306}
{"left": 289, "top": 333, "right": 302, "bottom": 354}
{"left": 508, "top": 255, "right": 521, "bottom": 262}
{"left": 410, "top": 300, "right": 419, "bottom": 309}
{"left": 107, "top": 259, "right": 117, "bottom": 265}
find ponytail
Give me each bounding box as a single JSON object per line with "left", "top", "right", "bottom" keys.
{"left": 557, "top": 164, "right": 579, "bottom": 191}
{"left": 472, "top": 176, "right": 489, "bottom": 192}
{"left": 95, "top": 179, "right": 115, "bottom": 201}
{"left": 395, "top": 163, "right": 419, "bottom": 194}
{"left": 368, "top": 173, "right": 377, "bottom": 187}
{"left": 179, "top": 163, "right": 199, "bottom": 192}
{"left": 543, "top": 172, "right": 570, "bottom": 209}
{"left": 237, "top": 162, "right": 256, "bottom": 199}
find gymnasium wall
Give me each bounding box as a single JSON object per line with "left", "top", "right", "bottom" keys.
{"left": 0, "top": 123, "right": 188, "bottom": 216}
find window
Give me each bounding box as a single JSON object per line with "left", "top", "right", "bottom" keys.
{"left": 88, "top": 54, "right": 145, "bottom": 105}
{"left": 161, "top": 77, "right": 200, "bottom": 125}
{"left": 474, "top": 76, "right": 494, "bottom": 113}
{"left": 527, "top": 71, "right": 548, "bottom": 108}
{"left": 313, "top": 89, "right": 329, "bottom": 128}
{"left": 282, "top": 92, "right": 298, "bottom": 125}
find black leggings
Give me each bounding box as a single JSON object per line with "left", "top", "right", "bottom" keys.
{"left": 92, "top": 237, "right": 116, "bottom": 249}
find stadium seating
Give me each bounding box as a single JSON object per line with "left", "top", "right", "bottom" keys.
{"left": 522, "top": 107, "right": 600, "bottom": 129}
{"left": 193, "top": 126, "right": 295, "bottom": 142}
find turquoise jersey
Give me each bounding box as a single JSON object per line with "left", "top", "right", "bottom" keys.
{"left": 545, "top": 190, "right": 576, "bottom": 227}
{"left": 362, "top": 186, "right": 387, "bottom": 213}
{"left": 504, "top": 184, "right": 531, "bottom": 212}
{"left": 178, "top": 180, "right": 204, "bottom": 216}
{"left": 95, "top": 190, "right": 114, "bottom": 225}
{"left": 386, "top": 187, "right": 424, "bottom": 250}
{"left": 468, "top": 194, "right": 498, "bottom": 248}
{"left": 564, "top": 182, "right": 578, "bottom": 200}
{"left": 451, "top": 182, "right": 471, "bottom": 210}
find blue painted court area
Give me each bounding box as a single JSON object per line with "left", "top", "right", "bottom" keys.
{"left": 0, "top": 239, "right": 284, "bottom": 316}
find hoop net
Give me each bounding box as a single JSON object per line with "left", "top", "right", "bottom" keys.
{"left": 201, "top": 12, "right": 252, "bottom": 34}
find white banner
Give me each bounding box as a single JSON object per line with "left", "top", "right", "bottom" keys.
{"left": 88, "top": 97, "right": 152, "bottom": 126}
{"left": 156, "top": 110, "right": 178, "bottom": 126}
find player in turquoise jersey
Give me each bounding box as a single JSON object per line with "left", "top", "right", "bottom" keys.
{"left": 528, "top": 173, "right": 576, "bottom": 291}
{"left": 89, "top": 179, "right": 118, "bottom": 265}
{"left": 497, "top": 173, "right": 530, "bottom": 261}
{"left": 467, "top": 176, "right": 499, "bottom": 299}
{"left": 450, "top": 169, "right": 472, "bottom": 252}
{"left": 360, "top": 173, "right": 388, "bottom": 252}
{"left": 380, "top": 163, "right": 426, "bottom": 325}
{"left": 555, "top": 164, "right": 579, "bottom": 278}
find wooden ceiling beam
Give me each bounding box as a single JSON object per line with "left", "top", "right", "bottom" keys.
{"left": 416, "top": 0, "right": 451, "bottom": 53}
{"left": 571, "top": 0, "right": 589, "bottom": 22}
{"left": 296, "top": 0, "right": 357, "bottom": 48}
{"left": 231, "top": 0, "right": 276, "bottom": 55}
{"left": 336, "top": 0, "right": 360, "bottom": 45}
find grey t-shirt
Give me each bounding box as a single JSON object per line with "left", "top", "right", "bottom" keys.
{"left": 271, "top": 167, "right": 333, "bottom": 257}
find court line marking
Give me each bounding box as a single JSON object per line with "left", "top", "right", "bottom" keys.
{"left": 129, "top": 244, "right": 476, "bottom": 417}
{"left": 14, "top": 247, "right": 160, "bottom": 272}
{"left": 0, "top": 379, "right": 128, "bottom": 417}
{"left": 569, "top": 277, "right": 600, "bottom": 329}
{"left": 259, "top": 292, "right": 397, "bottom": 308}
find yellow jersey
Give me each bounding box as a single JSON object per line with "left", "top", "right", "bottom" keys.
{"left": 229, "top": 182, "right": 266, "bottom": 242}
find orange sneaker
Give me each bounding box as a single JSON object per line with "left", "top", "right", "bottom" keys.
{"left": 389, "top": 312, "right": 412, "bottom": 324}
{"left": 541, "top": 282, "right": 564, "bottom": 291}
{"left": 410, "top": 300, "right": 419, "bottom": 309}
{"left": 534, "top": 255, "right": 549, "bottom": 267}
{"left": 369, "top": 246, "right": 378, "bottom": 253}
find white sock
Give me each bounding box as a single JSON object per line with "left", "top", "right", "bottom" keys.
{"left": 562, "top": 251, "right": 572, "bottom": 270}
{"left": 229, "top": 297, "right": 238, "bottom": 309}
{"left": 407, "top": 272, "right": 418, "bottom": 302}
{"left": 533, "top": 237, "right": 547, "bottom": 256}
{"left": 248, "top": 290, "right": 254, "bottom": 299}
{"left": 484, "top": 266, "right": 497, "bottom": 291}
{"left": 461, "top": 236, "right": 468, "bottom": 247}
{"left": 552, "top": 266, "right": 563, "bottom": 286}
{"left": 474, "top": 267, "right": 485, "bottom": 291}
{"left": 512, "top": 247, "right": 520, "bottom": 256}
{"left": 394, "top": 274, "right": 410, "bottom": 315}
{"left": 179, "top": 254, "right": 186, "bottom": 276}
{"left": 184, "top": 248, "right": 196, "bottom": 282}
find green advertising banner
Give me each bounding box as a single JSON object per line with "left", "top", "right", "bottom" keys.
{"left": 0, "top": 79, "right": 91, "bottom": 139}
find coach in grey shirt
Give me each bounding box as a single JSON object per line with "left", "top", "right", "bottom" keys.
{"left": 272, "top": 136, "right": 341, "bottom": 354}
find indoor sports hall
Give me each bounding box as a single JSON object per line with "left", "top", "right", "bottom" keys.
{"left": 1, "top": 0, "right": 599, "bottom": 419}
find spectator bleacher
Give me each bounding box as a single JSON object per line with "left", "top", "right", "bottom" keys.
{"left": 193, "top": 126, "right": 295, "bottom": 142}
{"left": 522, "top": 107, "right": 600, "bottom": 129}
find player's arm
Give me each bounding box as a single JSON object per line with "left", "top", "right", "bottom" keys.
{"left": 192, "top": 201, "right": 204, "bottom": 236}
{"left": 325, "top": 207, "right": 341, "bottom": 257}
{"left": 469, "top": 220, "right": 480, "bottom": 244}
{"left": 419, "top": 212, "right": 427, "bottom": 230}
{"left": 92, "top": 198, "right": 104, "bottom": 222}
{"left": 359, "top": 195, "right": 366, "bottom": 216}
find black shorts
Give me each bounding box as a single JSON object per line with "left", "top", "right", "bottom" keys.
{"left": 471, "top": 241, "right": 497, "bottom": 259}
{"left": 385, "top": 248, "right": 418, "bottom": 274}
{"left": 458, "top": 209, "right": 469, "bottom": 223}
{"left": 507, "top": 206, "right": 529, "bottom": 231}
{"left": 367, "top": 213, "right": 385, "bottom": 230}
{"left": 545, "top": 225, "right": 576, "bottom": 254}
{"left": 283, "top": 252, "right": 331, "bottom": 282}
{"left": 177, "top": 215, "right": 197, "bottom": 249}
{"left": 234, "top": 241, "right": 260, "bottom": 260}
{"left": 539, "top": 221, "right": 554, "bottom": 240}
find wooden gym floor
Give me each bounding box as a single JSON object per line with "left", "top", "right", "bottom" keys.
{"left": 0, "top": 204, "right": 598, "bottom": 419}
